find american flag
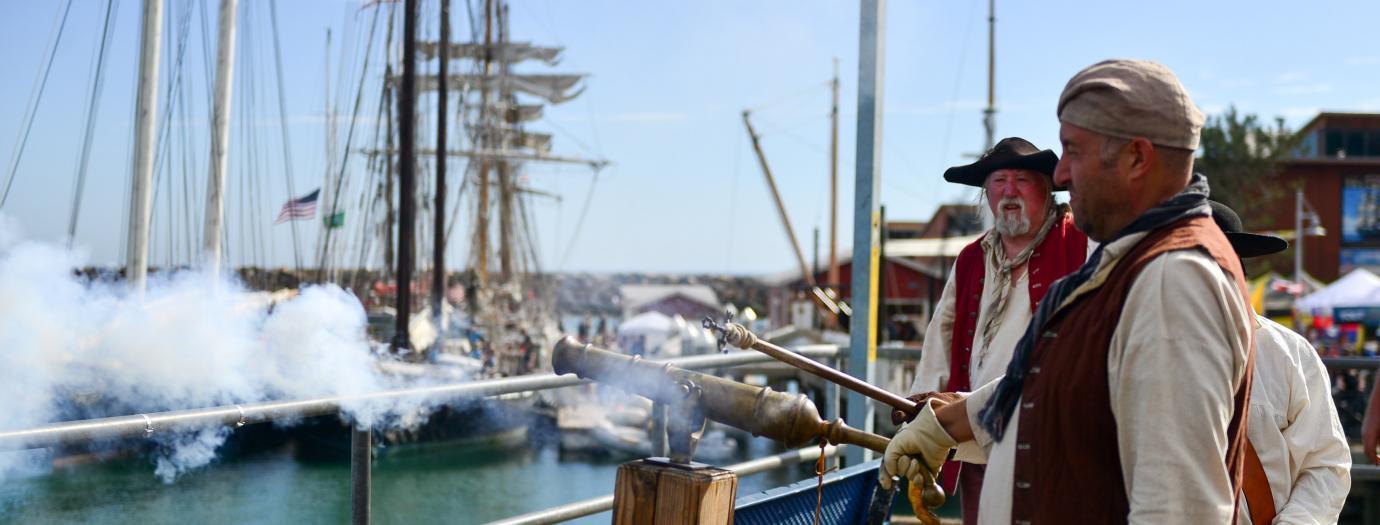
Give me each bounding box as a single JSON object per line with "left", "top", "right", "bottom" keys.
{"left": 275, "top": 189, "right": 320, "bottom": 224}
{"left": 1271, "top": 279, "right": 1306, "bottom": 296}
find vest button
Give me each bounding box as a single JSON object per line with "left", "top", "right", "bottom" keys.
{"left": 1030, "top": 366, "right": 1041, "bottom": 374}
{"left": 1016, "top": 481, "right": 1031, "bottom": 489}
{"left": 1016, "top": 520, "right": 1032, "bottom": 525}
{"left": 1041, "top": 330, "right": 1057, "bottom": 339}
{"left": 1017, "top": 442, "right": 1031, "bottom": 450}
{"left": 1022, "top": 401, "right": 1035, "bottom": 410}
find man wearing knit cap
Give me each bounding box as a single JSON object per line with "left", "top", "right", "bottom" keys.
{"left": 902, "top": 137, "right": 1087, "bottom": 524}
{"left": 880, "top": 59, "right": 1256, "bottom": 524}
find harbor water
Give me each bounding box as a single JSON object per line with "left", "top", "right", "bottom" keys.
{"left": 0, "top": 422, "right": 820, "bottom": 524}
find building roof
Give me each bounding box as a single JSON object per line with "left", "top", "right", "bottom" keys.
{"left": 618, "top": 284, "right": 720, "bottom": 312}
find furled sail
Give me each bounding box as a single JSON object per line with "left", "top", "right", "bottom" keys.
{"left": 416, "top": 41, "right": 563, "bottom": 66}
{"left": 395, "top": 74, "right": 586, "bottom": 105}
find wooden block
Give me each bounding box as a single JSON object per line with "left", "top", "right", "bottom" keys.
{"left": 613, "top": 460, "right": 738, "bottom": 525}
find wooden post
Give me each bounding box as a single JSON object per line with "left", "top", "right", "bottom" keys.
{"left": 613, "top": 460, "right": 737, "bottom": 525}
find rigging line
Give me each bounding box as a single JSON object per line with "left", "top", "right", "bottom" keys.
{"left": 745, "top": 80, "right": 831, "bottom": 115}
{"left": 268, "top": 0, "right": 304, "bottom": 276}
{"left": 0, "top": 0, "right": 75, "bottom": 210}
{"left": 558, "top": 167, "right": 602, "bottom": 269}
{"left": 936, "top": 0, "right": 981, "bottom": 175}
{"left": 197, "top": 0, "right": 214, "bottom": 116}
{"left": 443, "top": 163, "right": 472, "bottom": 246}
{"left": 538, "top": 115, "right": 600, "bottom": 158}
{"left": 320, "top": 5, "right": 383, "bottom": 272}
{"left": 67, "top": 0, "right": 120, "bottom": 246}
{"left": 149, "top": 0, "right": 196, "bottom": 224}
{"left": 178, "top": 59, "right": 197, "bottom": 264}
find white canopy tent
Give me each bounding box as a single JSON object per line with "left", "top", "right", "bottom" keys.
{"left": 1294, "top": 268, "right": 1380, "bottom": 313}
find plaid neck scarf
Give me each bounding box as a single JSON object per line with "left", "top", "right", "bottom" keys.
{"left": 978, "top": 174, "right": 1212, "bottom": 441}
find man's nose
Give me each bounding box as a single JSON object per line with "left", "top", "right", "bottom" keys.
{"left": 1053, "top": 160, "right": 1071, "bottom": 189}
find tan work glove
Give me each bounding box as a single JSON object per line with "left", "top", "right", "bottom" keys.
{"left": 890, "top": 391, "right": 965, "bottom": 426}
{"left": 879, "top": 399, "right": 956, "bottom": 491}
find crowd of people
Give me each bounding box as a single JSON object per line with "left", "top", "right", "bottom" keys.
{"left": 882, "top": 59, "right": 1354, "bottom": 524}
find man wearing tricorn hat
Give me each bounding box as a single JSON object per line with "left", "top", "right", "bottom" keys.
{"left": 881, "top": 59, "right": 1256, "bottom": 524}
{"left": 1207, "top": 201, "right": 1349, "bottom": 525}
{"left": 904, "top": 137, "right": 1088, "bottom": 524}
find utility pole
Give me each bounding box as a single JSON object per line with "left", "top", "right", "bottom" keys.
{"left": 127, "top": 0, "right": 165, "bottom": 292}
{"left": 202, "top": 0, "right": 237, "bottom": 275}
{"left": 393, "top": 0, "right": 418, "bottom": 354}
{"left": 433, "top": 0, "right": 450, "bottom": 353}
{"left": 982, "top": 0, "right": 996, "bottom": 152}
{"left": 829, "top": 58, "right": 841, "bottom": 289}
{"left": 847, "top": 0, "right": 885, "bottom": 466}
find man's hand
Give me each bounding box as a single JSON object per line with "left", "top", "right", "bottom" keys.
{"left": 890, "top": 391, "right": 964, "bottom": 426}
{"left": 880, "top": 399, "right": 958, "bottom": 490}
{"left": 1364, "top": 373, "right": 1380, "bottom": 465}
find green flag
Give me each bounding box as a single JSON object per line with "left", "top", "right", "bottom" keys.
{"left": 324, "top": 211, "right": 345, "bottom": 229}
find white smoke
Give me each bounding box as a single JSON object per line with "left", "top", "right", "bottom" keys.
{"left": 0, "top": 219, "right": 430, "bottom": 483}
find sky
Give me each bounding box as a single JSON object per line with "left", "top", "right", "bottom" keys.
{"left": 1, "top": 0, "right": 1378, "bottom": 276}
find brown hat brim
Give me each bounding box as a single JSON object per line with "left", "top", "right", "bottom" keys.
{"left": 942, "top": 149, "right": 1063, "bottom": 190}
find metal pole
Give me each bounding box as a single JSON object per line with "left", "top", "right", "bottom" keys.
{"left": 1295, "top": 187, "right": 1304, "bottom": 287}
{"left": 433, "top": 0, "right": 450, "bottom": 355}
{"left": 393, "top": 0, "right": 418, "bottom": 353}
{"left": 202, "top": 0, "right": 237, "bottom": 274}
{"left": 350, "top": 427, "right": 372, "bottom": 525}
{"left": 127, "top": 0, "right": 165, "bottom": 291}
{"left": 847, "top": 0, "right": 886, "bottom": 465}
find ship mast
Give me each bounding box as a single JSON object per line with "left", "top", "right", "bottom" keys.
{"left": 473, "top": 0, "right": 494, "bottom": 299}
{"left": 127, "top": 0, "right": 165, "bottom": 292}
{"left": 392, "top": 0, "right": 418, "bottom": 353}
{"left": 432, "top": 0, "right": 451, "bottom": 350}
{"left": 202, "top": 0, "right": 237, "bottom": 275}
{"left": 497, "top": 3, "right": 515, "bottom": 282}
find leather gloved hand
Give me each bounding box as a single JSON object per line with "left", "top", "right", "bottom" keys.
{"left": 879, "top": 399, "right": 957, "bottom": 491}
{"left": 890, "top": 391, "right": 965, "bottom": 426}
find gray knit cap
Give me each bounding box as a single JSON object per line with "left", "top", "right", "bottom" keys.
{"left": 1057, "top": 59, "right": 1205, "bottom": 150}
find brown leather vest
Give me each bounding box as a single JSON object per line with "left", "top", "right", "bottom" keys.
{"left": 1007, "top": 216, "right": 1254, "bottom": 524}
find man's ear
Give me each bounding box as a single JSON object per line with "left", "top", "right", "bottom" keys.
{"left": 1123, "top": 137, "right": 1157, "bottom": 183}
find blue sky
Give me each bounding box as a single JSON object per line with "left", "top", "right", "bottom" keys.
{"left": 2, "top": 1, "right": 1378, "bottom": 275}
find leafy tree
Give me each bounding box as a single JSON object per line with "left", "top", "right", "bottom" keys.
{"left": 1196, "top": 106, "right": 1300, "bottom": 224}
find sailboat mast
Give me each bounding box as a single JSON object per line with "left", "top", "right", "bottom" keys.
{"left": 473, "top": 0, "right": 494, "bottom": 294}
{"left": 982, "top": 0, "right": 996, "bottom": 151}
{"left": 432, "top": 0, "right": 450, "bottom": 347}
{"left": 203, "top": 0, "right": 237, "bottom": 275}
{"left": 393, "top": 0, "right": 418, "bottom": 353}
{"left": 127, "top": 0, "right": 165, "bottom": 291}
{"left": 496, "top": 3, "right": 514, "bottom": 282}
{"left": 828, "top": 58, "right": 840, "bottom": 289}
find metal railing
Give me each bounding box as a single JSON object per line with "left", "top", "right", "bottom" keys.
{"left": 0, "top": 345, "right": 846, "bottom": 524}
{"left": 486, "top": 445, "right": 839, "bottom": 525}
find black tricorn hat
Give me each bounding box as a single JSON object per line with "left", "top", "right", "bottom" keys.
{"left": 1209, "top": 200, "right": 1289, "bottom": 258}
{"left": 943, "top": 137, "right": 1062, "bottom": 190}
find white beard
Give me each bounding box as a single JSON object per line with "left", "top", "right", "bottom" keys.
{"left": 993, "top": 196, "right": 1032, "bottom": 237}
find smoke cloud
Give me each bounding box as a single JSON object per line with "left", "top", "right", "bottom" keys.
{"left": 0, "top": 217, "right": 428, "bottom": 482}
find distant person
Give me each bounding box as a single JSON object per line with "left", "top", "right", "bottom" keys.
{"left": 1209, "top": 201, "right": 1349, "bottom": 524}
{"left": 904, "top": 136, "right": 1088, "bottom": 524}
{"left": 1363, "top": 372, "right": 1380, "bottom": 466}
{"left": 577, "top": 316, "right": 591, "bottom": 341}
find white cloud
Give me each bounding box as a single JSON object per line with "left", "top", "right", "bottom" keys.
{"left": 1274, "top": 83, "right": 1333, "bottom": 96}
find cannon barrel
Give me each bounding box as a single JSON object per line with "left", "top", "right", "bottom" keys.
{"left": 551, "top": 336, "right": 889, "bottom": 454}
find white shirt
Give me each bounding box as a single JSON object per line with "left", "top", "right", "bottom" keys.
{"left": 909, "top": 254, "right": 1032, "bottom": 397}
{"left": 1241, "top": 317, "right": 1351, "bottom": 524}
{"left": 959, "top": 231, "right": 1255, "bottom": 525}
